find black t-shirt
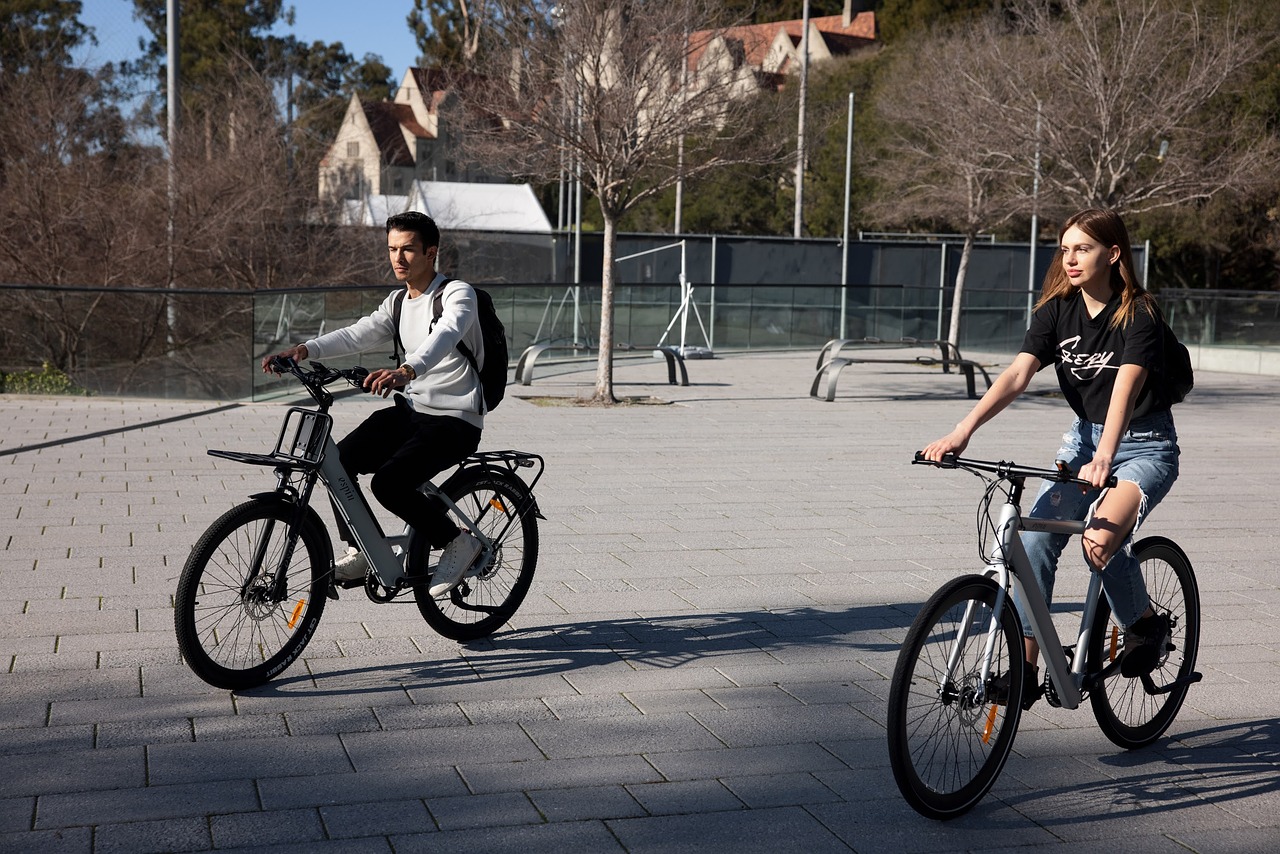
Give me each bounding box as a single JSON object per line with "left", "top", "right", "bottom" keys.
{"left": 1021, "top": 292, "right": 1165, "bottom": 423}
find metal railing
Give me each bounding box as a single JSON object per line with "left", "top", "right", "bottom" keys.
{"left": 2, "top": 282, "right": 1276, "bottom": 400}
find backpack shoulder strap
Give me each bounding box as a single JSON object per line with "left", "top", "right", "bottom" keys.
{"left": 431, "top": 278, "right": 478, "bottom": 371}
{"left": 390, "top": 288, "right": 407, "bottom": 364}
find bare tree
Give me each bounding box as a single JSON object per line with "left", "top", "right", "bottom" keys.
{"left": 870, "top": 22, "right": 1029, "bottom": 347}
{"left": 1005, "top": 0, "right": 1277, "bottom": 219}
{"left": 456, "top": 0, "right": 792, "bottom": 402}
{"left": 0, "top": 57, "right": 384, "bottom": 396}
{"left": 871, "top": 0, "right": 1278, "bottom": 345}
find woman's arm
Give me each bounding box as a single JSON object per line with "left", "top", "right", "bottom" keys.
{"left": 1078, "top": 363, "right": 1147, "bottom": 487}
{"left": 922, "top": 352, "right": 1042, "bottom": 461}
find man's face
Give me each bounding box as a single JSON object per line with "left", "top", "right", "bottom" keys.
{"left": 387, "top": 228, "right": 437, "bottom": 287}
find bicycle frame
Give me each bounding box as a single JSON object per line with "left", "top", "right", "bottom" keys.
{"left": 981, "top": 498, "right": 1097, "bottom": 710}
{"left": 214, "top": 361, "right": 543, "bottom": 599}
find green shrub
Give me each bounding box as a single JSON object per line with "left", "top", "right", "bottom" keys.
{"left": 0, "top": 363, "right": 89, "bottom": 396}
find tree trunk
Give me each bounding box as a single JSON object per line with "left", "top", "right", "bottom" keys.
{"left": 594, "top": 212, "right": 617, "bottom": 402}
{"left": 947, "top": 232, "right": 974, "bottom": 348}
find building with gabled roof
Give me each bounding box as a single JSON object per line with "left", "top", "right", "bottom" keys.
{"left": 689, "top": 5, "right": 877, "bottom": 92}
{"left": 319, "top": 67, "right": 495, "bottom": 205}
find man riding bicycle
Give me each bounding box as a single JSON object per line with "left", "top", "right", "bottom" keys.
{"left": 262, "top": 211, "right": 485, "bottom": 597}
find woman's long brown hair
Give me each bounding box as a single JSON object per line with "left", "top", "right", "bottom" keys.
{"left": 1035, "top": 208, "right": 1156, "bottom": 329}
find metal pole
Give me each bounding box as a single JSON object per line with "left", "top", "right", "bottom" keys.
{"left": 1027, "top": 102, "right": 1042, "bottom": 325}
{"left": 165, "top": 0, "right": 179, "bottom": 359}
{"left": 792, "top": 0, "right": 810, "bottom": 238}
{"left": 840, "top": 92, "right": 853, "bottom": 339}
{"left": 573, "top": 94, "right": 583, "bottom": 348}
{"left": 709, "top": 235, "right": 717, "bottom": 350}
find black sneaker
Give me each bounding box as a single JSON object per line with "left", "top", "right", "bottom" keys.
{"left": 989, "top": 664, "right": 1042, "bottom": 710}
{"left": 1121, "top": 612, "right": 1172, "bottom": 678}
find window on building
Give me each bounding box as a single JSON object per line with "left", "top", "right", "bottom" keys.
{"left": 347, "top": 141, "right": 359, "bottom": 157}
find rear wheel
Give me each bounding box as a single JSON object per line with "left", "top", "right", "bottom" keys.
{"left": 888, "top": 575, "right": 1024, "bottom": 820}
{"left": 1089, "top": 536, "right": 1200, "bottom": 749}
{"left": 414, "top": 469, "right": 539, "bottom": 641}
{"left": 175, "top": 500, "right": 328, "bottom": 690}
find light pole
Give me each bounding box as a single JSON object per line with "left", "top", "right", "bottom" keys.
{"left": 793, "top": 0, "right": 810, "bottom": 238}
{"left": 840, "top": 92, "right": 854, "bottom": 339}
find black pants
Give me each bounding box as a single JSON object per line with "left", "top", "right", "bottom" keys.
{"left": 332, "top": 400, "right": 481, "bottom": 549}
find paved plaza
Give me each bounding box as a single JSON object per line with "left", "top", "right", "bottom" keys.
{"left": 2, "top": 351, "right": 1278, "bottom": 853}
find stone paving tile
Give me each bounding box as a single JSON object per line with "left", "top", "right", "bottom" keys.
{"left": 147, "top": 734, "right": 352, "bottom": 786}
{"left": 34, "top": 779, "right": 259, "bottom": 829}
{"left": 92, "top": 816, "right": 212, "bottom": 854}
{"left": 320, "top": 798, "right": 436, "bottom": 839}
{"left": 425, "top": 790, "right": 542, "bottom": 831}
{"left": 459, "top": 754, "right": 665, "bottom": 795}
{"left": 607, "top": 805, "right": 852, "bottom": 853}
{"left": 624, "top": 778, "right": 745, "bottom": 816}
{"left": 391, "top": 819, "right": 624, "bottom": 854}
{"left": 257, "top": 766, "right": 468, "bottom": 810}
{"left": 526, "top": 784, "right": 647, "bottom": 822}
{"left": 209, "top": 807, "right": 326, "bottom": 849}
{"left": 0, "top": 796, "right": 34, "bottom": 833}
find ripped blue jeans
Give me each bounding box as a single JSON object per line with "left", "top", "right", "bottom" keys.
{"left": 1016, "top": 410, "right": 1180, "bottom": 637}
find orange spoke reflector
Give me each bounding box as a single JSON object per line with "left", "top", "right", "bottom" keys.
{"left": 287, "top": 599, "right": 306, "bottom": 629}
{"left": 982, "top": 704, "right": 999, "bottom": 744}
{"left": 490, "top": 498, "right": 506, "bottom": 512}
{"left": 1109, "top": 625, "right": 1120, "bottom": 662}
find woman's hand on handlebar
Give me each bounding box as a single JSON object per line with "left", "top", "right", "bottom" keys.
{"left": 261, "top": 344, "right": 308, "bottom": 374}
{"left": 1078, "top": 455, "right": 1115, "bottom": 489}
{"left": 921, "top": 428, "right": 971, "bottom": 463}
{"left": 363, "top": 367, "right": 412, "bottom": 397}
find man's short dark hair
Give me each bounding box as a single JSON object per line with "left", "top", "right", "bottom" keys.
{"left": 386, "top": 211, "right": 440, "bottom": 249}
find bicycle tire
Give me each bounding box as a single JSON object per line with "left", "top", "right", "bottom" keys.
{"left": 175, "top": 499, "right": 329, "bottom": 690}
{"left": 414, "top": 468, "right": 539, "bottom": 641}
{"left": 888, "top": 574, "right": 1025, "bottom": 820}
{"left": 1088, "top": 536, "right": 1200, "bottom": 749}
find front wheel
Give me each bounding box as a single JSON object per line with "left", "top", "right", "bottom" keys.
{"left": 887, "top": 574, "right": 1025, "bottom": 820}
{"left": 1088, "top": 536, "right": 1201, "bottom": 749}
{"left": 414, "top": 469, "right": 539, "bottom": 641}
{"left": 175, "top": 499, "right": 329, "bottom": 690}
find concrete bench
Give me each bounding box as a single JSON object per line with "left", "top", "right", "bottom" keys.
{"left": 810, "top": 337, "right": 993, "bottom": 401}
{"left": 515, "top": 343, "right": 689, "bottom": 387}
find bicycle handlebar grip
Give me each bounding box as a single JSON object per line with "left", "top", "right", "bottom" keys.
{"left": 268, "top": 355, "right": 297, "bottom": 374}
{"left": 912, "top": 451, "right": 957, "bottom": 467}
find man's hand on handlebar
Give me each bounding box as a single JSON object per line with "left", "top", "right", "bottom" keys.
{"left": 362, "top": 367, "right": 412, "bottom": 398}
{"left": 261, "top": 344, "right": 308, "bottom": 374}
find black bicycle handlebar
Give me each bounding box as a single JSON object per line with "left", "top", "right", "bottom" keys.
{"left": 266, "top": 358, "right": 373, "bottom": 407}
{"left": 913, "top": 451, "right": 1117, "bottom": 489}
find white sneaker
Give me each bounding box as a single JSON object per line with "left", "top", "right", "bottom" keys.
{"left": 333, "top": 546, "right": 369, "bottom": 581}
{"left": 429, "top": 532, "right": 483, "bottom": 597}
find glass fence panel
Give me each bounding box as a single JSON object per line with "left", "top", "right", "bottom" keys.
{"left": 5, "top": 283, "right": 1277, "bottom": 400}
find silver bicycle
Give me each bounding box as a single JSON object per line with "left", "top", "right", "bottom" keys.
{"left": 175, "top": 358, "right": 544, "bottom": 690}
{"left": 887, "top": 454, "right": 1201, "bottom": 819}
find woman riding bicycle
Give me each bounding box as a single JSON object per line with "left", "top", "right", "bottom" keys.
{"left": 921, "top": 208, "right": 1182, "bottom": 708}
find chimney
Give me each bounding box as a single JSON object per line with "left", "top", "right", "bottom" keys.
{"left": 843, "top": 0, "right": 851, "bottom": 28}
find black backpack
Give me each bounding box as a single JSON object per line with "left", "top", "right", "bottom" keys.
{"left": 1157, "top": 310, "right": 1194, "bottom": 404}
{"left": 391, "top": 280, "right": 508, "bottom": 412}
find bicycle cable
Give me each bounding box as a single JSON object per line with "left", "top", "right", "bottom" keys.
{"left": 975, "top": 471, "right": 1012, "bottom": 566}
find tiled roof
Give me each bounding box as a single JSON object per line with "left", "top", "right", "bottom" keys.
{"left": 362, "top": 101, "right": 415, "bottom": 167}
{"left": 689, "top": 11, "right": 876, "bottom": 73}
